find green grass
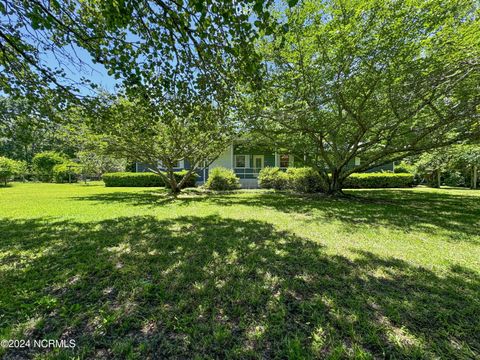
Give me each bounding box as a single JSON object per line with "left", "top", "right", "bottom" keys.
{"left": 0, "top": 182, "right": 479, "bottom": 359}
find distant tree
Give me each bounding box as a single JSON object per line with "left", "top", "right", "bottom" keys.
{"left": 0, "top": 156, "right": 25, "bottom": 186}
{"left": 252, "top": 0, "right": 480, "bottom": 194}
{"left": 447, "top": 145, "right": 480, "bottom": 189}
{"left": 32, "top": 151, "right": 66, "bottom": 182}
{"left": 414, "top": 150, "right": 451, "bottom": 188}
{"left": 77, "top": 150, "right": 127, "bottom": 180}
{"left": 0, "top": 97, "right": 65, "bottom": 162}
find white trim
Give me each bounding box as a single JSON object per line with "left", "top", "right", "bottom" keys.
{"left": 253, "top": 155, "right": 264, "bottom": 169}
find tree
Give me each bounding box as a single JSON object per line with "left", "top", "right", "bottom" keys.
{"left": 1, "top": 0, "right": 273, "bottom": 100}
{"left": 446, "top": 144, "right": 480, "bottom": 189}
{"left": 0, "top": 97, "right": 65, "bottom": 162}
{"left": 413, "top": 150, "right": 451, "bottom": 188}
{"left": 0, "top": 156, "right": 25, "bottom": 185}
{"left": 251, "top": 0, "right": 480, "bottom": 194}
{"left": 77, "top": 150, "right": 127, "bottom": 181}
{"left": 32, "top": 151, "right": 66, "bottom": 182}
{"left": 93, "top": 95, "right": 236, "bottom": 194}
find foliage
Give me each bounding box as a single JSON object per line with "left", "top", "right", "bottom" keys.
{"left": 443, "top": 171, "right": 466, "bottom": 187}
{"left": 32, "top": 151, "right": 67, "bottom": 182}
{"left": 102, "top": 172, "right": 165, "bottom": 187}
{"left": 170, "top": 170, "right": 199, "bottom": 189}
{"left": 0, "top": 0, "right": 273, "bottom": 101}
{"left": 286, "top": 167, "right": 323, "bottom": 193}
{"left": 343, "top": 173, "right": 414, "bottom": 189}
{"left": 93, "top": 96, "right": 233, "bottom": 194}
{"left": 52, "top": 161, "right": 82, "bottom": 183}
{"left": 0, "top": 97, "right": 64, "bottom": 162}
{"left": 205, "top": 167, "right": 240, "bottom": 191}
{"left": 0, "top": 156, "right": 24, "bottom": 185}
{"left": 0, "top": 183, "right": 479, "bottom": 359}
{"left": 77, "top": 150, "right": 127, "bottom": 179}
{"left": 413, "top": 145, "right": 480, "bottom": 188}
{"left": 252, "top": 0, "right": 480, "bottom": 194}
{"left": 394, "top": 162, "right": 415, "bottom": 174}
{"left": 258, "top": 167, "right": 289, "bottom": 190}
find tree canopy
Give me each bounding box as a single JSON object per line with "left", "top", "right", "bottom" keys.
{"left": 250, "top": 0, "right": 480, "bottom": 193}
{"left": 0, "top": 0, "right": 274, "bottom": 101}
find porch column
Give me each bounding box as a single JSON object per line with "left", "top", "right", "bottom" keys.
{"left": 274, "top": 149, "right": 279, "bottom": 167}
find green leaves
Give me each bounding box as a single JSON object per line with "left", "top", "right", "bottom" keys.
{"left": 253, "top": 0, "right": 480, "bottom": 193}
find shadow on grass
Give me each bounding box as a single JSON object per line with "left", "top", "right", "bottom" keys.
{"left": 75, "top": 188, "right": 480, "bottom": 241}
{"left": 1, "top": 215, "right": 478, "bottom": 359}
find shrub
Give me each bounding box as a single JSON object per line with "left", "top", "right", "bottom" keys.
{"left": 0, "top": 156, "right": 24, "bottom": 186}
{"left": 287, "top": 167, "right": 323, "bottom": 193}
{"left": 343, "top": 173, "right": 414, "bottom": 188}
{"left": 205, "top": 167, "right": 240, "bottom": 190}
{"left": 53, "top": 161, "right": 82, "bottom": 183}
{"left": 102, "top": 172, "right": 165, "bottom": 187}
{"left": 258, "top": 167, "right": 289, "bottom": 190}
{"left": 32, "top": 151, "right": 66, "bottom": 182}
{"left": 394, "top": 161, "right": 415, "bottom": 174}
{"left": 443, "top": 171, "right": 466, "bottom": 187}
{"left": 168, "top": 170, "right": 199, "bottom": 189}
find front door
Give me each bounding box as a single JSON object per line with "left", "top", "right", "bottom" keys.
{"left": 253, "top": 155, "right": 264, "bottom": 174}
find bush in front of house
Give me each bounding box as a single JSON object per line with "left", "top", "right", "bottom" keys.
{"left": 102, "top": 172, "right": 165, "bottom": 187}
{"left": 53, "top": 161, "right": 82, "bottom": 183}
{"left": 394, "top": 161, "right": 415, "bottom": 174}
{"left": 169, "top": 170, "right": 199, "bottom": 189}
{"left": 343, "top": 173, "right": 414, "bottom": 188}
{"left": 205, "top": 167, "right": 240, "bottom": 190}
{"left": 0, "top": 156, "right": 26, "bottom": 186}
{"left": 258, "top": 167, "right": 289, "bottom": 190}
{"left": 32, "top": 151, "right": 67, "bottom": 182}
{"left": 287, "top": 167, "right": 323, "bottom": 193}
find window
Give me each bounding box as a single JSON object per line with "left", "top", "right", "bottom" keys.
{"left": 235, "top": 155, "right": 247, "bottom": 168}
{"left": 173, "top": 160, "right": 182, "bottom": 168}
{"left": 280, "top": 154, "right": 291, "bottom": 168}
{"left": 354, "top": 157, "right": 361, "bottom": 166}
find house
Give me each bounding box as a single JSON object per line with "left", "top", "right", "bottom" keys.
{"left": 136, "top": 141, "right": 394, "bottom": 188}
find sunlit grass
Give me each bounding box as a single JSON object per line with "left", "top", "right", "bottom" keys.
{"left": 1, "top": 182, "right": 479, "bottom": 358}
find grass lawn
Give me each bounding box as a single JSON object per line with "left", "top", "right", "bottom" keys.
{"left": 0, "top": 183, "right": 479, "bottom": 359}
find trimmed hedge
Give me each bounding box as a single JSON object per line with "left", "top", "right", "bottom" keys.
{"left": 102, "top": 170, "right": 199, "bottom": 188}
{"left": 259, "top": 167, "right": 415, "bottom": 191}
{"left": 205, "top": 167, "right": 240, "bottom": 190}
{"left": 258, "top": 167, "right": 289, "bottom": 190}
{"left": 102, "top": 172, "right": 165, "bottom": 187}
{"left": 343, "top": 173, "right": 414, "bottom": 188}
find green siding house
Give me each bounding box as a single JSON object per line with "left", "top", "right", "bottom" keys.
{"left": 136, "top": 140, "right": 394, "bottom": 187}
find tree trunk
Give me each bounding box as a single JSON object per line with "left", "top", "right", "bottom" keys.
{"left": 326, "top": 171, "right": 345, "bottom": 195}
{"left": 167, "top": 176, "right": 180, "bottom": 195}
{"left": 437, "top": 170, "right": 441, "bottom": 188}
{"left": 473, "top": 165, "right": 478, "bottom": 190}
